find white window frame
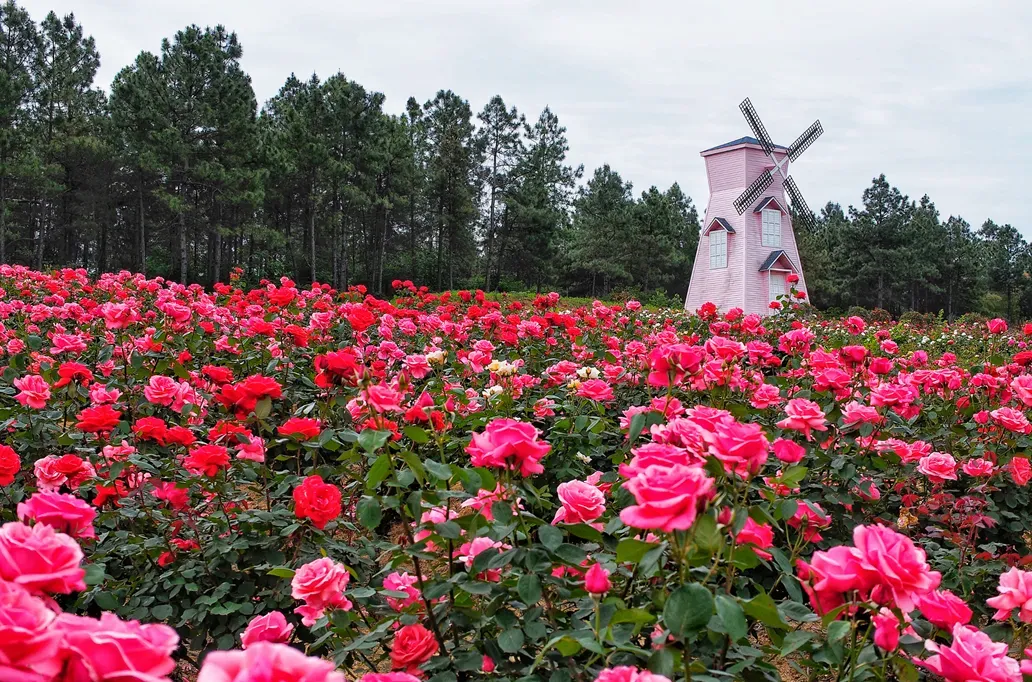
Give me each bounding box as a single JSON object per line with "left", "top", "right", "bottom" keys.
{"left": 761, "top": 209, "right": 782, "bottom": 247}
{"left": 709, "top": 229, "right": 727, "bottom": 269}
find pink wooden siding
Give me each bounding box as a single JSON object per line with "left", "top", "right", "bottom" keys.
{"left": 685, "top": 140, "right": 807, "bottom": 316}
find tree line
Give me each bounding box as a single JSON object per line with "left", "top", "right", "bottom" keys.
{"left": 1, "top": 2, "right": 1028, "bottom": 316}
{"left": 0, "top": 2, "right": 697, "bottom": 301}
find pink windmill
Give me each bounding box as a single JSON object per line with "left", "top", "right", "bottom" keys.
{"left": 685, "top": 98, "right": 822, "bottom": 316}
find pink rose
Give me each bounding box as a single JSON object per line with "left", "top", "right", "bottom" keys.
{"left": 918, "top": 625, "right": 1021, "bottom": 682}
{"left": 552, "top": 479, "right": 605, "bottom": 525}
{"left": 55, "top": 612, "right": 179, "bottom": 682}
{"left": 596, "top": 666, "right": 673, "bottom": 682}
{"left": 620, "top": 464, "right": 715, "bottom": 533}
{"left": 776, "top": 399, "right": 827, "bottom": 441}
{"left": 917, "top": 452, "right": 958, "bottom": 484}
{"left": 576, "top": 379, "right": 614, "bottom": 402}
{"left": 0, "top": 580, "right": 63, "bottom": 681}
{"left": 13, "top": 374, "right": 50, "bottom": 409}
{"left": 962, "top": 458, "right": 995, "bottom": 478}
{"left": 917, "top": 589, "right": 973, "bottom": 630}
{"left": 851, "top": 524, "right": 940, "bottom": 612}
{"left": 364, "top": 384, "right": 403, "bottom": 413}
{"left": 360, "top": 675, "right": 421, "bottom": 682}
{"left": 991, "top": 407, "right": 1032, "bottom": 434}
{"left": 872, "top": 608, "right": 900, "bottom": 651}
{"left": 987, "top": 567, "right": 1032, "bottom": 622}
{"left": 198, "top": 642, "right": 344, "bottom": 682}
{"left": 240, "top": 611, "right": 294, "bottom": 649}
{"left": 290, "top": 557, "right": 353, "bottom": 626}
{"left": 17, "top": 491, "right": 97, "bottom": 539}
{"left": 1010, "top": 457, "right": 1032, "bottom": 487}
{"left": 1011, "top": 375, "right": 1032, "bottom": 407}
{"left": 0, "top": 521, "right": 85, "bottom": 595}
{"left": 703, "top": 419, "right": 769, "bottom": 478}
{"left": 466, "top": 418, "right": 551, "bottom": 477}
{"left": 988, "top": 317, "right": 1009, "bottom": 334}
{"left": 383, "top": 571, "right": 421, "bottom": 611}
{"left": 646, "top": 343, "right": 703, "bottom": 387}
{"left": 772, "top": 438, "right": 805, "bottom": 464}
{"left": 144, "top": 375, "right": 178, "bottom": 406}
{"left": 584, "top": 563, "right": 611, "bottom": 594}
{"left": 735, "top": 517, "right": 775, "bottom": 560}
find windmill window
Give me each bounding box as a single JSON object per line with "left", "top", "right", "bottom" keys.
{"left": 709, "top": 229, "right": 727, "bottom": 269}
{"left": 761, "top": 209, "right": 781, "bottom": 247}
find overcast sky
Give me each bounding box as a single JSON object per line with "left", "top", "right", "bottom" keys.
{"left": 22, "top": 0, "right": 1032, "bottom": 233}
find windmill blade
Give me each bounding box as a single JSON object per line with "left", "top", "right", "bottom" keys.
{"left": 783, "top": 175, "right": 816, "bottom": 229}
{"left": 788, "top": 120, "right": 823, "bottom": 162}
{"left": 739, "top": 98, "right": 775, "bottom": 156}
{"left": 733, "top": 170, "right": 772, "bottom": 215}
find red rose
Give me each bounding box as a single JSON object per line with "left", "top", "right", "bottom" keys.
{"left": 279, "top": 417, "right": 322, "bottom": 441}
{"left": 0, "top": 445, "right": 20, "bottom": 486}
{"left": 183, "top": 444, "right": 230, "bottom": 477}
{"left": 75, "top": 404, "right": 123, "bottom": 434}
{"left": 293, "top": 475, "right": 342, "bottom": 530}
{"left": 390, "top": 623, "right": 439, "bottom": 674}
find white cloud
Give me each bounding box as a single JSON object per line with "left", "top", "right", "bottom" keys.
{"left": 23, "top": 0, "right": 1032, "bottom": 232}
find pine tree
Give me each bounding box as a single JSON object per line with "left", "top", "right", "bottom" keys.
{"left": 476, "top": 95, "right": 523, "bottom": 290}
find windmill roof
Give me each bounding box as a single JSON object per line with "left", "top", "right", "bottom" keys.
{"left": 701, "top": 136, "right": 789, "bottom": 154}
{"left": 707, "top": 217, "right": 735, "bottom": 234}
{"left": 758, "top": 250, "right": 798, "bottom": 272}
{"left": 753, "top": 196, "right": 787, "bottom": 213}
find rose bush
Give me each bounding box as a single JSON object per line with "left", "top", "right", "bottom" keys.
{"left": 5, "top": 265, "right": 1032, "bottom": 679}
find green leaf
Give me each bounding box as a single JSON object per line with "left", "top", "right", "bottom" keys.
{"left": 84, "top": 563, "right": 106, "bottom": 586}
{"left": 612, "top": 608, "right": 656, "bottom": 625}
{"left": 538, "top": 524, "right": 563, "bottom": 551}
{"left": 715, "top": 595, "right": 748, "bottom": 642}
{"left": 616, "top": 538, "right": 654, "bottom": 563}
{"left": 267, "top": 567, "right": 296, "bottom": 579}
{"left": 828, "top": 620, "right": 851, "bottom": 643}
{"left": 780, "top": 629, "right": 813, "bottom": 656}
{"left": 425, "top": 459, "right": 452, "bottom": 481}
{"left": 663, "top": 584, "right": 714, "bottom": 636}
{"left": 555, "top": 543, "right": 587, "bottom": 565}
{"left": 399, "top": 451, "right": 426, "bottom": 485}
{"left": 779, "top": 465, "right": 809, "bottom": 488}
{"left": 254, "top": 397, "right": 272, "bottom": 420}
{"left": 404, "top": 425, "right": 430, "bottom": 443}
{"left": 628, "top": 411, "right": 648, "bottom": 443}
{"left": 742, "top": 593, "right": 789, "bottom": 630}
{"left": 517, "top": 574, "right": 542, "bottom": 605}
{"left": 434, "top": 521, "right": 462, "bottom": 539}
{"left": 357, "top": 497, "right": 382, "bottom": 529}
{"left": 498, "top": 628, "right": 525, "bottom": 653}
{"left": 94, "top": 591, "right": 119, "bottom": 610}
{"left": 693, "top": 514, "right": 721, "bottom": 553}
{"left": 366, "top": 453, "right": 391, "bottom": 490}
{"left": 151, "top": 604, "right": 174, "bottom": 620}
{"left": 458, "top": 580, "right": 493, "bottom": 595}
{"left": 555, "top": 637, "right": 582, "bottom": 656}
{"left": 358, "top": 429, "right": 391, "bottom": 453}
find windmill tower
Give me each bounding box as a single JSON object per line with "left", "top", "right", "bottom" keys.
{"left": 685, "top": 99, "right": 822, "bottom": 316}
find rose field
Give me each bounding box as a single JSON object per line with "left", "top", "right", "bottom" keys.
{"left": 9, "top": 266, "right": 1032, "bottom": 682}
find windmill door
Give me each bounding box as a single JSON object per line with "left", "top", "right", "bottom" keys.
{"left": 769, "top": 272, "right": 786, "bottom": 303}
